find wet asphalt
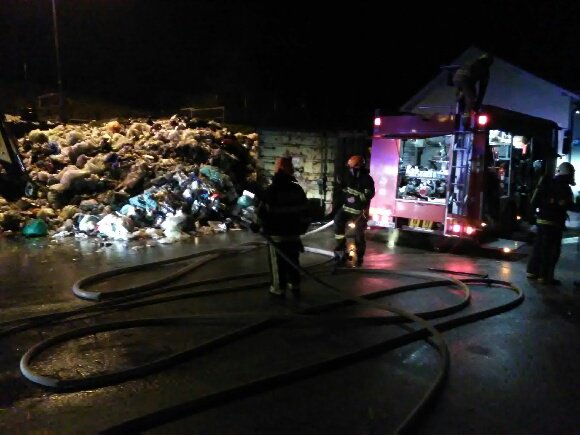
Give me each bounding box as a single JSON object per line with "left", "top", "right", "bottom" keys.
{"left": 0, "top": 229, "right": 579, "bottom": 434}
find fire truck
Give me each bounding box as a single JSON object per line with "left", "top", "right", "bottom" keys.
{"left": 368, "top": 105, "right": 559, "bottom": 251}
{"left": 0, "top": 116, "right": 29, "bottom": 200}
{"left": 0, "top": 114, "right": 54, "bottom": 200}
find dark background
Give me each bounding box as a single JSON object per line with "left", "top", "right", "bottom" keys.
{"left": 1, "top": 0, "right": 579, "bottom": 129}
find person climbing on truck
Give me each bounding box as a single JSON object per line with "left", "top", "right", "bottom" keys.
{"left": 453, "top": 53, "right": 494, "bottom": 121}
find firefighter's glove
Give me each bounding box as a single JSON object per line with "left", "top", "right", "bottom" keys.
{"left": 327, "top": 207, "right": 338, "bottom": 220}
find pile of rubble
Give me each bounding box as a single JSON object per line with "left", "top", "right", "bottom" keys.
{"left": 0, "top": 115, "right": 265, "bottom": 243}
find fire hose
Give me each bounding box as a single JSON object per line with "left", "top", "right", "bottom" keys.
{"left": 2, "top": 222, "right": 524, "bottom": 434}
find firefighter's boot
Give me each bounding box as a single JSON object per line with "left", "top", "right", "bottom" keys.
{"left": 333, "top": 250, "right": 347, "bottom": 266}
{"left": 334, "top": 236, "right": 348, "bottom": 265}
{"left": 269, "top": 285, "right": 285, "bottom": 297}
{"left": 287, "top": 282, "right": 301, "bottom": 297}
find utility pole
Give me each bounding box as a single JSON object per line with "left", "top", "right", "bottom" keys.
{"left": 51, "top": 0, "right": 64, "bottom": 122}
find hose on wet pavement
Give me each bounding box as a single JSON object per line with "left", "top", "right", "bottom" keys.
{"left": 6, "top": 224, "right": 524, "bottom": 435}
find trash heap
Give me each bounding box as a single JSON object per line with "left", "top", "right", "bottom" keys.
{"left": 0, "top": 115, "right": 265, "bottom": 243}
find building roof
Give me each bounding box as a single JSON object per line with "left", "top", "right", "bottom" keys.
{"left": 400, "top": 46, "right": 580, "bottom": 113}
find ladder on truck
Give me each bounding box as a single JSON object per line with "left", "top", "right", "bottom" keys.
{"left": 444, "top": 131, "right": 472, "bottom": 234}
{"left": 443, "top": 94, "right": 475, "bottom": 236}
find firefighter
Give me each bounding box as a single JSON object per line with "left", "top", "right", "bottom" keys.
{"left": 256, "top": 157, "right": 310, "bottom": 297}
{"left": 453, "top": 53, "right": 494, "bottom": 119}
{"left": 334, "top": 155, "right": 375, "bottom": 266}
{"left": 526, "top": 162, "right": 577, "bottom": 285}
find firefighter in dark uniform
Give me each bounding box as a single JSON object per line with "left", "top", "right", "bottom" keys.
{"left": 334, "top": 155, "right": 375, "bottom": 266}
{"left": 453, "top": 53, "right": 494, "bottom": 120}
{"left": 256, "top": 157, "right": 310, "bottom": 297}
{"left": 527, "top": 162, "right": 577, "bottom": 285}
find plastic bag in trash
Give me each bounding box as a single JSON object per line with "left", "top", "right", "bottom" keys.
{"left": 23, "top": 219, "right": 48, "bottom": 237}
{"left": 96, "top": 214, "right": 134, "bottom": 240}
{"left": 161, "top": 211, "right": 185, "bottom": 234}
{"left": 77, "top": 214, "right": 100, "bottom": 233}
{"left": 199, "top": 165, "right": 223, "bottom": 184}
{"left": 58, "top": 166, "right": 90, "bottom": 189}
{"left": 160, "top": 211, "right": 189, "bottom": 243}
{"left": 120, "top": 204, "right": 138, "bottom": 217}
{"left": 48, "top": 141, "right": 60, "bottom": 155}
{"left": 237, "top": 195, "right": 254, "bottom": 208}
{"left": 208, "top": 220, "right": 227, "bottom": 233}
{"left": 240, "top": 206, "right": 257, "bottom": 224}
{"left": 129, "top": 191, "right": 158, "bottom": 213}
{"left": 195, "top": 189, "right": 210, "bottom": 201}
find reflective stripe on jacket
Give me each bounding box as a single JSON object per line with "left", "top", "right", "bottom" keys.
{"left": 531, "top": 175, "right": 573, "bottom": 228}
{"left": 337, "top": 169, "right": 375, "bottom": 215}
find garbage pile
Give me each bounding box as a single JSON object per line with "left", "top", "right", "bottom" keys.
{"left": 0, "top": 115, "right": 265, "bottom": 243}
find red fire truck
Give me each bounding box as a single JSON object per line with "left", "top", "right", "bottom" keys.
{"left": 368, "top": 105, "right": 559, "bottom": 251}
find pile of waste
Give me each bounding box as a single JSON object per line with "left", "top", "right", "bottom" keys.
{"left": 0, "top": 115, "right": 265, "bottom": 243}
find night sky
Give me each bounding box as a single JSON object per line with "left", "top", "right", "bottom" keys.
{"left": 1, "top": 0, "right": 579, "bottom": 129}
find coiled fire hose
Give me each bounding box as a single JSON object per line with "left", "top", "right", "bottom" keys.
{"left": 1, "top": 221, "right": 524, "bottom": 434}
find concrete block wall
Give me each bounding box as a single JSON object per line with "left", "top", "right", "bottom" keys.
{"left": 258, "top": 129, "right": 370, "bottom": 216}
{"left": 258, "top": 129, "right": 336, "bottom": 214}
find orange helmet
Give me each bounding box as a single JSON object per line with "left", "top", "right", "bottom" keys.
{"left": 347, "top": 155, "right": 364, "bottom": 169}
{"left": 274, "top": 157, "right": 294, "bottom": 175}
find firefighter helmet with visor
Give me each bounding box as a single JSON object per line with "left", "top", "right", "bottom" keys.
{"left": 274, "top": 157, "right": 294, "bottom": 175}
{"left": 557, "top": 161, "right": 575, "bottom": 176}
{"left": 557, "top": 161, "right": 576, "bottom": 185}
{"left": 347, "top": 155, "right": 364, "bottom": 169}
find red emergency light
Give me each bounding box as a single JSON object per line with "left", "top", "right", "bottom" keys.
{"left": 465, "top": 226, "right": 475, "bottom": 235}
{"left": 374, "top": 117, "right": 382, "bottom": 127}
{"left": 477, "top": 114, "right": 489, "bottom": 126}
